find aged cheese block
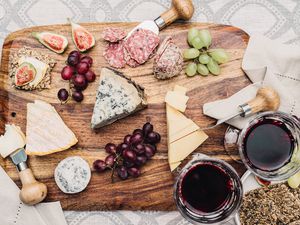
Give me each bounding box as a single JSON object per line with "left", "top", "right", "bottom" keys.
{"left": 26, "top": 100, "right": 78, "bottom": 155}
{"left": 91, "top": 67, "right": 147, "bottom": 129}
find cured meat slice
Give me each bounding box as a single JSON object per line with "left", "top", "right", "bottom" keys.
{"left": 103, "top": 42, "right": 126, "bottom": 68}
{"left": 102, "top": 27, "right": 126, "bottom": 42}
{"left": 123, "top": 47, "right": 139, "bottom": 68}
{"left": 124, "top": 29, "right": 160, "bottom": 64}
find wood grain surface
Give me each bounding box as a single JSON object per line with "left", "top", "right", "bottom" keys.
{"left": 0, "top": 22, "right": 250, "bottom": 210}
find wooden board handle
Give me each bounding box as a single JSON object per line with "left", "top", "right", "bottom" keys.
{"left": 19, "top": 168, "right": 47, "bottom": 205}
{"left": 159, "top": 0, "right": 194, "bottom": 27}
{"left": 247, "top": 86, "right": 280, "bottom": 114}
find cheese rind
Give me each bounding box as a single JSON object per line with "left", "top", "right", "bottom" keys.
{"left": 165, "top": 91, "right": 189, "bottom": 113}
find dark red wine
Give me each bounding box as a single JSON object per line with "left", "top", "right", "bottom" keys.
{"left": 180, "top": 163, "right": 233, "bottom": 213}
{"left": 244, "top": 119, "right": 294, "bottom": 171}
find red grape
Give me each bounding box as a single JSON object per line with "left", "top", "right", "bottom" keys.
{"left": 143, "top": 122, "right": 153, "bottom": 136}
{"left": 85, "top": 70, "right": 96, "bottom": 82}
{"left": 57, "top": 88, "right": 69, "bottom": 102}
{"left": 117, "top": 143, "right": 129, "bottom": 154}
{"left": 130, "top": 133, "right": 143, "bottom": 145}
{"left": 93, "top": 159, "right": 106, "bottom": 172}
{"left": 69, "top": 50, "right": 81, "bottom": 58}
{"left": 105, "top": 154, "right": 115, "bottom": 167}
{"left": 117, "top": 166, "right": 128, "bottom": 180}
{"left": 122, "top": 149, "right": 136, "bottom": 162}
{"left": 144, "top": 144, "right": 156, "bottom": 159}
{"left": 123, "top": 135, "right": 131, "bottom": 145}
{"left": 128, "top": 167, "right": 141, "bottom": 178}
{"left": 67, "top": 55, "right": 79, "bottom": 66}
{"left": 146, "top": 132, "right": 160, "bottom": 144}
{"left": 133, "top": 143, "right": 145, "bottom": 155}
{"left": 135, "top": 155, "right": 147, "bottom": 167}
{"left": 73, "top": 74, "right": 87, "bottom": 89}
{"left": 123, "top": 160, "right": 134, "bottom": 168}
{"left": 72, "top": 90, "right": 84, "bottom": 102}
{"left": 61, "top": 65, "right": 74, "bottom": 80}
{"left": 105, "top": 143, "right": 117, "bottom": 154}
{"left": 80, "top": 56, "right": 93, "bottom": 66}
{"left": 76, "top": 62, "right": 89, "bottom": 74}
{"left": 133, "top": 129, "right": 143, "bottom": 135}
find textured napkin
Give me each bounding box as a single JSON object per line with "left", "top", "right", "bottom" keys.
{"left": 203, "top": 35, "right": 300, "bottom": 129}
{"left": 0, "top": 166, "right": 67, "bottom": 225}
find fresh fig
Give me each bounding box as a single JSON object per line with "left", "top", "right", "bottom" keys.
{"left": 15, "top": 62, "right": 36, "bottom": 86}
{"left": 69, "top": 19, "right": 95, "bottom": 52}
{"left": 32, "top": 32, "right": 68, "bottom": 54}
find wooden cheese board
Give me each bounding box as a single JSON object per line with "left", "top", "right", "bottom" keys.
{"left": 0, "top": 22, "right": 250, "bottom": 210}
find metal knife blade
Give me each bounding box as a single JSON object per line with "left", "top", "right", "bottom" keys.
{"left": 10, "top": 148, "right": 28, "bottom": 171}
{"left": 126, "top": 20, "right": 159, "bottom": 39}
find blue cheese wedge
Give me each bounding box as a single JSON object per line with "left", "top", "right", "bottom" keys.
{"left": 18, "top": 57, "right": 49, "bottom": 88}
{"left": 91, "top": 67, "right": 147, "bottom": 129}
{"left": 54, "top": 156, "right": 91, "bottom": 194}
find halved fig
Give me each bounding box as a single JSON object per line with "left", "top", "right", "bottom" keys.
{"left": 69, "top": 19, "right": 95, "bottom": 52}
{"left": 15, "top": 62, "right": 36, "bottom": 86}
{"left": 32, "top": 32, "right": 68, "bottom": 54}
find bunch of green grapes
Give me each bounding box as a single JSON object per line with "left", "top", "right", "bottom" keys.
{"left": 183, "top": 28, "right": 229, "bottom": 77}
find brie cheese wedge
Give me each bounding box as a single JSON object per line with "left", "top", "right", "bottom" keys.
{"left": 18, "top": 57, "right": 49, "bottom": 88}
{"left": 166, "top": 86, "right": 208, "bottom": 171}
{"left": 26, "top": 100, "right": 78, "bottom": 155}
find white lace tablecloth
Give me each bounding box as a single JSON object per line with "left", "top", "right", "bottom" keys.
{"left": 1, "top": 0, "right": 300, "bottom": 224}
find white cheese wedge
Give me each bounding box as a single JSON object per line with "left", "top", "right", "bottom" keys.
{"left": 25, "top": 100, "right": 78, "bottom": 156}
{"left": 165, "top": 90, "right": 189, "bottom": 113}
{"left": 0, "top": 124, "right": 26, "bottom": 158}
{"left": 18, "top": 57, "right": 49, "bottom": 87}
{"left": 166, "top": 86, "right": 208, "bottom": 171}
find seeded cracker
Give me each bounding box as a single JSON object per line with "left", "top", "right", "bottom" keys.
{"left": 9, "top": 47, "right": 56, "bottom": 91}
{"left": 239, "top": 183, "right": 300, "bottom": 225}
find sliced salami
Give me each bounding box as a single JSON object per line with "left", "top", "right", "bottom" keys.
{"left": 103, "top": 42, "right": 126, "bottom": 68}
{"left": 102, "top": 27, "right": 126, "bottom": 42}
{"left": 124, "top": 29, "right": 160, "bottom": 64}
{"left": 123, "top": 47, "right": 139, "bottom": 68}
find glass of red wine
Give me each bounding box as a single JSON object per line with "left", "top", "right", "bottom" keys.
{"left": 238, "top": 111, "right": 300, "bottom": 181}
{"left": 174, "top": 154, "right": 243, "bottom": 224}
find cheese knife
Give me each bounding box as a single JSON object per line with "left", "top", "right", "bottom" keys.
{"left": 126, "top": 0, "right": 194, "bottom": 37}
{"left": 0, "top": 125, "right": 47, "bottom": 205}
{"left": 202, "top": 87, "right": 280, "bottom": 130}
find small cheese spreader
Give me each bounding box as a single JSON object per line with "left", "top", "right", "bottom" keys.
{"left": 0, "top": 124, "right": 47, "bottom": 205}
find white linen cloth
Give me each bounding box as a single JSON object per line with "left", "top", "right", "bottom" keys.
{"left": 0, "top": 166, "right": 67, "bottom": 225}
{"left": 203, "top": 35, "right": 300, "bottom": 129}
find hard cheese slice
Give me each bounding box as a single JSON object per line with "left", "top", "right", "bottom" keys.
{"left": 26, "top": 100, "right": 78, "bottom": 155}
{"left": 165, "top": 91, "right": 189, "bottom": 113}
{"left": 18, "top": 57, "right": 49, "bottom": 88}
{"left": 166, "top": 86, "right": 208, "bottom": 171}
{"left": 0, "top": 124, "right": 25, "bottom": 158}
{"left": 91, "top": 67, "right": 147, "bottom": 129}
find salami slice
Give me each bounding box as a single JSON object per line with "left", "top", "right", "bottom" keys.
{"left": 103, "top": 42, "right": 126, "bottom": 68}
{"left": 102, "top": 27, "right": 126, "bottom": 42}
{"left": 123, "top": 47, "right": 139, "bottom": 68}
{"left": 124, "top": 29, "right": 160, "bottom": 64}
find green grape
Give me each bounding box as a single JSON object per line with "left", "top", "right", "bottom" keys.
{"left": 187, "top": 28, "right": 199, "bottom": 46}
{"left": 288, "top": 172, "right": 300, "bottom": 188}
{"left": 185, "top": 62, "right": 197, "bottom": 77}
{"left": 197, "top": 64, "right": 209, "bottom": 76}
{"left": 183, "top": 48, "right": 200, "bottom": 59}
{"left": 209, "top": 49, "right": 229, "bottom": 64}
{"left": 198, "top": 54, "right": 210, "bottom": 64}
{"left": 207, "top": 58, "right": 220, "bottom": 75}
{"left": 191, "top": 37, "right": 204, "bottom": 50}
{"left": 198, "top": 29, "right": 212, "bottom": 48}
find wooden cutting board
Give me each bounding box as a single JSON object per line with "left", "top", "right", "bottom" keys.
{"left": 0, "top": 22, "right": 250, "bottom": 211}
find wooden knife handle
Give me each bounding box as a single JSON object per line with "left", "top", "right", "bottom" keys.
{"left": 19, "top": 168, "right": 47, "bottom": 205}
{"left": 246, "top": 86, "right": 280, "bottom": 114}
{"left": 159, "top": 0, "right": 194, "bottom": 27}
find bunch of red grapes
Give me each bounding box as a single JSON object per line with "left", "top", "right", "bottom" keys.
{"left": 58, "top": 50, "right": 96, "bottom": 103}
{"left": 93, "top": 122, "right": 161, "bottom": 181}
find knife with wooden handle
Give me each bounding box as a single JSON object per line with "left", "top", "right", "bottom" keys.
{"left": 0, "top": 124, "right": 47, "bottom": 205}
{"left": 126, "top": 0, "right": 194, "bottom": 37}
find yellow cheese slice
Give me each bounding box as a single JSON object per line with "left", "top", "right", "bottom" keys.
{"left": 174, "top": 85, "right": 187, "bottom": 94}
{"left": 26, "top": 100, "right": 78, "bottom": 156}
{"left": 18, "top": 57, "right": 49, "bottom": 87}
{"left": 0, "top": 124, "right": 26, "bottom": 158}
{"left": 165, "top": 91, "right": 189, "bottom": 113}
